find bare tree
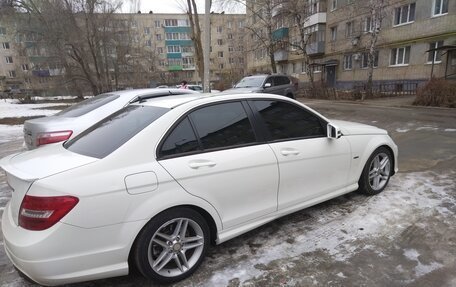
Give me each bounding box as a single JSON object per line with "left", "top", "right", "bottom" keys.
{"left": 11, "top": 0, "right": 158, "bottom": 97}
{"left": 278, "top": 0, "right": 315, "bottom": 87}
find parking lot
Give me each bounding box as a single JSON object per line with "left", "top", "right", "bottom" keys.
{"left": 1, "top": 98, "right": 455, "bottom": 287}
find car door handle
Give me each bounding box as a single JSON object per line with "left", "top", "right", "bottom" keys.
{"left": 188, "top": 160, "right": 217, "bottom": 169}
{"left": 280, "top": 148, "right": 300, "bottom": 156}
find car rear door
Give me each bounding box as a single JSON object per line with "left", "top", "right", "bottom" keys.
{"left": 157, "top": 101, "right": 279, "bottom": 229}
{"left": 249, "top": 100, "right": 351, "bottom": 210}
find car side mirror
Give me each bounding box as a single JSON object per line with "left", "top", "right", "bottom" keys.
{"left": 327, "top": 123, "right": 342, "bottom": 139}
{"left": 264, "top": 83, "right": 272, "bottom": 88}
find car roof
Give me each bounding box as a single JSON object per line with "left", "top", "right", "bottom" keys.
{"left": 137, "top": 93, "right": 296, "bottom": 109}
{"left": 108, "top": 88, "right": 198, "bottom": 99}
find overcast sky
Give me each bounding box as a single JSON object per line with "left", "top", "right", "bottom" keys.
{"left": 123, "top": 0, "right": 244, "bottom": 14}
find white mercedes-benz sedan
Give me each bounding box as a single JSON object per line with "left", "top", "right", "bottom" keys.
{"left": 1, "top": 93, "right": 398, "bottom": 286}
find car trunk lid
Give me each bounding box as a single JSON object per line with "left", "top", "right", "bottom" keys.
{"left": 0, "top": 144, "right": 97, "bottom": 225}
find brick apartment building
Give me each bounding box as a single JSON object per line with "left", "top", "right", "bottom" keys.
{"left": 0, "top": 11, "right": 246, "bottom": 97}
{"left": 246, "top": 0, "right": 456, "bottom": 89}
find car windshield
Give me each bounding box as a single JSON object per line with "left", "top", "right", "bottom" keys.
{"left": 234, "top": 76, "right": 266, "bottom": 88}
{"left": 65, "top": 105, "right": 169, "bottom": 159}
{"left": 56, "top": 94, "right": 119, "bottom": 117}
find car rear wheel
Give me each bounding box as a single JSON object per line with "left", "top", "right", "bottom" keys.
{"left": 133, "top": 208, "right": 209, "bottom": 283}
{"left": 358, "top": 147, "right": 393, "bottom": 195}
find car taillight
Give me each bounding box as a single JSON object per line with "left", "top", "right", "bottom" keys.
{"left": 19, "top": 195, "right": 79, "bottom": 231}
{"left": 36, "top": 130, "right": 73, "bottom": 146}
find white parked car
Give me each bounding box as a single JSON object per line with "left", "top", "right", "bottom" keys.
{"left": 1, "top": 93, "right": 398, "bottom": 286}
{"left": 23, "top": 88, "right": 198, "bottom": 149}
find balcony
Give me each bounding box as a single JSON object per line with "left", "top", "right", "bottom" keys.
{"left": 304, "top": 12, "right": 326, "bottom": 28}
{"left": 272, "top": 27, "right": 289, "bottom": 41}
{"left": 306, "top": 41, "right": 325, "bottom": 56}
{"left": 168, "top": 65, "right": 183, "bottom": 71}
{"left": 274, "top": 49, "right": 288, "bottom": 62}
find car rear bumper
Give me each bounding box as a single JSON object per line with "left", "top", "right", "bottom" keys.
{"left": 2, "top": 201, "right": 145, "bottom": 286}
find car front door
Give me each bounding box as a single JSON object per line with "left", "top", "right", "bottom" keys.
{"left": 157, "top": 101, "right": 279, "bottom": 229}
{"left": 249, "top": 100, "right": 351, "bottom": 210}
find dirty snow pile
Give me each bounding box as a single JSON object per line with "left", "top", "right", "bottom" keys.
{"left": 0, "top": 99, "right": 61, "bottom": 144}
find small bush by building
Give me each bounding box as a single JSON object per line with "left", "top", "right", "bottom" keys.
{"left": 414, "top": 79, "right": 456, "bottom": 108}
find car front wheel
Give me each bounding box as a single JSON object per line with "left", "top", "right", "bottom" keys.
{"left": 358, "top": 147, "right": 393, "bottom": 195}
{"left": 133, "top": 208, "right": 209, "bottom": 283}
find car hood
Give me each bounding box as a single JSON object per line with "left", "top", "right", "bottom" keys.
{"left": 0, "top": 143, "right": 97, "bottom": 180}
{"left": 330, "top": 120, "right": 387, "bottom": 135}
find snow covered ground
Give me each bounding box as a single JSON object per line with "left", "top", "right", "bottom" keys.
{"left": 0, "top": 99, "right": 61, "bottom": 144}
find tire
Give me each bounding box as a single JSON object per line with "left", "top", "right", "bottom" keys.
{"left": 133, "top": 207, "right": 210, "bottom": 284}
{"left": 358, "top": 147, "right": 393, "bottom": 195}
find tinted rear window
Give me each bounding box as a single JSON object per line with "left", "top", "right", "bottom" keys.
{"left": 65, "top": 105, "right": 168, "bottom": 158}
{"left": 56, "top": 94, "right": 119, "bottom": 117}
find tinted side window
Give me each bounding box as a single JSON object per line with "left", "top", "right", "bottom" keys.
{"left": 252, "top": 100, "right": 325, "bottom": 140}
{"left": 159, "top": 117, "right": 200, "bottom": 158}
{"left": 57, "top": 94, "right": 119, "bottom": 117}
{"left": 190, "top": 102, "right": 256, "bottom": 150}
{"left": 275, "top": 76, "right": 290, "bottom": 86}
{"left": 65, "top": 105, "right": 168, "bottom": 158}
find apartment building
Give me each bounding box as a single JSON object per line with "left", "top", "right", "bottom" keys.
{"left": 246, "top": 0, "right": 456, "bottom": 89}
{"left": 0, "top": 11, "right": 247, "bottom": 96}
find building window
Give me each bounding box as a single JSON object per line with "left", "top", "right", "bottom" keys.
{"left": 217, "top": 26, "right": 223, "bottom": 33}
{"left": 345, "top": 21, "right": 354, "bottom": 37}
{"left": 8, "top": 70, "right": 16, "bottom": 78}
{"left": 166, "top": 32, "right": 179, "bottom": 40}
{"left": 218, "top": 51, "right": 224, "bottom": 58}
{"left": 219, "top": 63, "right": 224, "bottom": 69}
{"left": 228, "top": 33, "right": 233, "bottom": 40}
{"left": 0, "top": 27, "right": 6, "bottom": 35}
{"left": 182, "top": 46, "right": 193, "bottom": 53}
{"left": 144, "top": 27, "right": 150, "bottom": 35}
{"left": 361, "top": 51, "right": 379, "bottom": 68}
{"left": 390, "top": 46, "right": 411, "bottom": 66}
{"left": 179, "top": 32, "right": 189, "bottom": 40}
{"left": 156, "top": 34, "right": 162, "bottom": 41}
{"left": 2, "top": 42, "right": 10, "bottom": 49}
{"left": 159, "top": 60, "right": 166, "bottom": 67}
{"left": 237, "top": 45, "right": 244, "bottom": 52}
{"left": 168, "top": 58, "right": 182, "bottom": 67}
{"left": 330, "top": 0, "right": 337, "bottom": 11}
{"left": 343, "top": 54, "right": 353, "bottom": 70}
{"left": 228, "top": 46, "right": 234, "bottom": 52}
{"left": 238, "top": 20, "right": 244, "bottom": 28}
{"left": 433, "top": 0, "right": 449, "bottom": 16}
{"left": 5, "top": 56, "right": 13, "bottom": 64}
{"left": 22, "top": 64, "right": 29, "bottom": 71}
{"left": 229, "top": 57, "right": 235, "bottom": 64}
{"left": 428, "top": 41, "right": 444, "bottom": 63}
{"left": 227, "top": 21, "right": 232, "bottom": 29}
{"left": 157, "top": 47, "right": 164, "bottom": 54}
{"left": 394, "top": 3, "right": 416, "bottom": 26}
{"left": 364, "top": 17, "right": 373, "bottom": 32}
{"left": 154, "top": 20, "right": 161, "bottom": 28}
{"left": 217, "top": 39, "right": 223, "bottom": 45}
{"left": 239, "top": 57, "right": 244, "bottom": 64}
{"left": 164, "top": 19, "right": 178, "bottom": 27}
{"left": 330, "top": 26, "right": 337, "bottom": 41}
{"left": 167, "top": 45, "right": 181, "bottom": 53}
{"left": 182, "top": 57, "right": 194, "bottom": 69}
{"left": 146, "top": 40, "right": 152, "bottom": 47}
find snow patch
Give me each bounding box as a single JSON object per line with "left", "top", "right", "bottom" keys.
{"left": 0, "top": 100, "right": 61, "bottom": 118}
{"left": 208, "top": 172, "right": 455, "bottom": 285}
{"left": 403, "top": 248, "right": 443, "bottom": 278}
{"left": 444, "top": 128, "right": 456, "bottom": 132}
{"left": 0, "top": 125, "right": 23, "bottom": 143}
{"left": 416, "top": 126, "right": 438, "bottom": 131}
{"left": 396, "top": 128, "right": 410, "bottom": 133}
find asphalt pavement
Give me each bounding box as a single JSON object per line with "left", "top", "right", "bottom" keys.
{"left": 0, "top": 97, "right": 455, "bottom": 287}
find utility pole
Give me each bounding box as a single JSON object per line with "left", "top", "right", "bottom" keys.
{"left": 203, "top": 0, "right": 211, "bottom": 92}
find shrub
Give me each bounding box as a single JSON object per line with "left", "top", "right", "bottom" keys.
{"left": 414, "top": 79, "right": 456, "bottom": 108}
